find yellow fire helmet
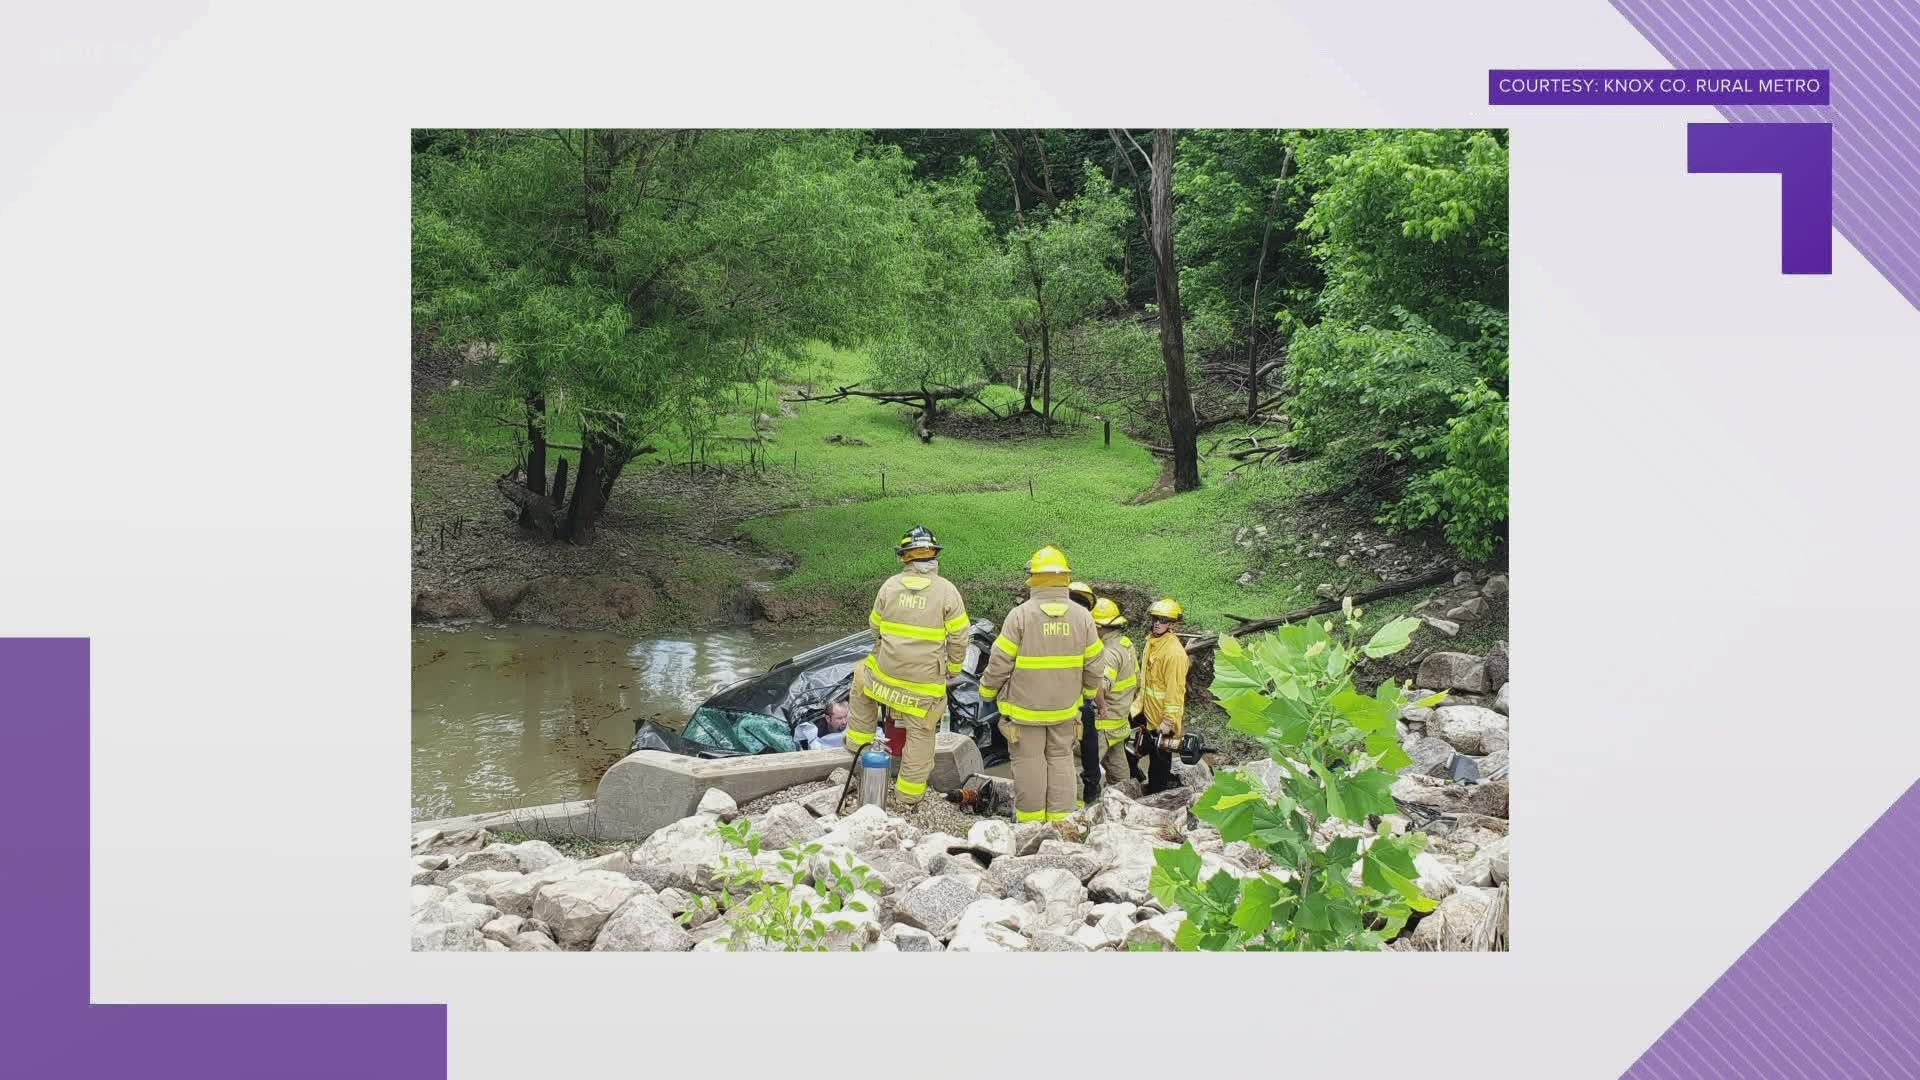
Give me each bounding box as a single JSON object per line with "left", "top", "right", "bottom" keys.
{"left": 1068, "top": 580, "right": 1095, "bottom": 608}
{"left": 1025, "top": 546, "right": 1072, "bottom": 576}
{"left": 1148, "top": 597, "right": 1185, "bottom": 622}
{"left": 1090, "top": 597, "right": 1126, "bottom": 627}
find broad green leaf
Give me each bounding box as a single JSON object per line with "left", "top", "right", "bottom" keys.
{"left": 1343, "top": 769, "right": 1399, "bottom": 818}
{"left": 1232, "top": 878, "right": 1282, "bottom": 935}
{"left": 1153, "top": 842, "right": 1203, "bottom": 881}
{"left": 1413, "top": 691, "right": 1449, "bottom": 708}
{"left": 1332, "top": 688, "right": 1398, "bottom": 734}
{"left": 1362, "top": 616, "right": 1421, "bottom": 658}
{"left": 1309, "top": 757, "right": 1348, "bottom": 820}
{"left": 1222, "top": 691, "right": 1276, "bottom": 737}
{"left": 1366, "top": 733, "right": 1413, "bottom": 772}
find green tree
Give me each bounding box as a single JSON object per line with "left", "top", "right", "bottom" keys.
{"left": 1148, "top": 605, "right": 1442, "bottom": 950}
{"left": 412, "top": 129, "right": 916, "bottom": 543}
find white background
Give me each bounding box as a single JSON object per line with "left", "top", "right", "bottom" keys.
{"left": 4, "top": 2, "right": 1917, "bottom": 1077}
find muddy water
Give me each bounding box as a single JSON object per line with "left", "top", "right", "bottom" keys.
{"left": 412, "top": 623, "right": 839, "bottom": 821}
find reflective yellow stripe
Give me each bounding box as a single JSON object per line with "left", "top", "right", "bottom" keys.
{"left": 870, "top": 610, "right": 944, "bottom": 642}
{"left": 895, "top": 777, "right": 926, "bottom": 797}
{"left": 993, "top": 635, "right": 1019, "bottom": 657}
{"left": 1083, "top": 640, "right": 1104, "bottom": 659}
{"left": 846, "top": 728, "right": 875, "bottom": 748}
{"left": 997, "top": 700, "right": 1080, "bottom": 723}
{"left": 1046, "top": 811, "right": 1073, "bottom": 822}
{"left": 864, "top": 656, "right": 945, "bottom": 697}
{"left": 945, "top": 613, "right": 970, "bottom": 632}
{"left": 1095, "top": 718, "right": 1129, "bottom": 730}
{"left": 978, "top": 684, "right": 998, "bottom": 700}
{"left": 1081, "top": 688, "right": 1097, "bottom": 701}
{"left": 1013, "top": 654, "right": 1083, "bottom": 670}
{"left": 1103, "top": 666, "right": 1117, "bottom": 681}
{"left": 1107, "top": 734, "right": 1130, "bottom": 746}
{"left": 946, "top": 661, "right": 963, "bottom": 674}
{"left": 1074, "top": 800, "right": 1085, "bottom": 809}
{"left": 1015, "top": 809, "right": 1047, "bottom": 823}
{"left": 900, "top": 576, "right": 930, "bottom": 589}
{"left": 859, "top": 680, "right": 929, "bottom": 718}
{"left": 1111, "top": 676, "right": 1137, "bottom": 693}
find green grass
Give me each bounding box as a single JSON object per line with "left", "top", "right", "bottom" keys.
{"left": 740, "top": 346, "right": 1368, "bottom": 632}
{"left": 415, "top": 342, "right": 1420, "bottom": 635}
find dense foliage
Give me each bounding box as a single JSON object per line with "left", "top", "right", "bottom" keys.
{"left": 1148, "top": 603, "right": 1445, "bottom": 950}
{"left": 415, "top": 127, "right": 1508, "bottom": 559}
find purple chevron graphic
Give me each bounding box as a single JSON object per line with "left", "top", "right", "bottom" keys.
{"left": 1688, "top": 121, "right": 1833, "bottom": 273}
{"left": 1613, "top": 0, "right": 1920, "bottom": 311}
{"left": 0, "top": 639, "right": 447, "bottom": 1078}
{"left": 1622, "top": 780, "right": 1920, "bottom": 1077}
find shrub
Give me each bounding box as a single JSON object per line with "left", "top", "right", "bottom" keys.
{"left": 680, "top": 818, "right": 882, "bottom": 952}
{"left": 1147, "top": 604, "right": 1445, "bottom": 950}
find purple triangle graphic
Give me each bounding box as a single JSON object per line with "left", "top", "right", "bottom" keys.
{"left": 1623, "top": 779, "right": 1920, "bottom": 1077}
{"left": 0, "top": 639, "right": 447, "bottom": 1078}
{"left": 1612, "top": 0, "right": 1920, "bottom": 312}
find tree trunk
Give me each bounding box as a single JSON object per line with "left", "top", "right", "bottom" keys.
{"left": 1042, "top": 356, "right": 1053, "bottom": 428}
{"left": 550, "top": 456, "right": 570, "bottom": 515}
{"left": 1023, "top": 344, "right": 1034, "bottom": 415}
{"left": 1148, "top": 130, "right": 1201, "bottom": 492}
{"left": 566, "top": 436, "right": 608, "bottom": 546}
{"left": 519, "top": 395, "right": 547, "bottom": 529}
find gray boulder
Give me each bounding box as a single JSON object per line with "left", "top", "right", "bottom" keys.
{"left": 411, "top": 924, "right": 487, "bottom": 952}
{"left": 1010, "top": 822, "right": 1052, "bottom": 856}
{"left": 892, "top": 875, "right": 983, "bottom": 939}
{"left": 1484, "top": 641, "right": 1509, "bottom": 691}
{"left": 411, "top": 896, "right": 498, "bottom": 935}
{"left": 883, "top": 924, "right": 944, "bottom": 952}
{"left": 592, "top": 894, "right": 695, "bottom": 952}
{"left": 1403, "top": 737, "right": 1456, "bottom": 778}
{"left": 1124, "top": 910, "right": 1187, "bottom": 950}
{"left": 966, "top": 819, "right": 1014, "bottom": 858}
{"left": 532, "top": 870, "right": 643, "bottom": 947}
{"left": 486, "top": 859, "right": 583, "bottom": 917}
{"left": 945, "top": 923, "right": 1029, "bottom": 952}
{"left": 625, "top": 864, "right": 698, "bottom": 895}
{"left": 696, "top": 788, "right": 737, "bottom": 816}
{"left": 495, "top": 840, "right": 566, "bottom": 873}
{"left": 1493, "top": 683, "right": 1509, "bottom": 716}
{"left": 1028, "top": 930, "right": 1090, "bottom": 952}
{"left": 1406, "top": 886, "right": 1497, "bottom": 950}
{"left": 432, "top": 847, "right": 521, "bottom": 885}
{"left": 752, "top": 802, "right": 824, "bottom": 851}
{"left": 988, "top": 852, "right": 1099, "bottom": 894}
{"left": 446, "top": 870, "right": 521, "bottom": 903}
{"left": 855, "top": 849, "right": 928, "bottom": 895}
{"left": 1482, "top": 574, "right": 1508, "bottom": 599}
{"left": 1434, "top": 705, "right": 1508, "bottom": 755}
{"left": 631, "top": 813, "right": 724, "bottom": 867}
{"left": 1417, "top": 652, "right": 1489, "bottom": 693}
{"left": 510, "top": 931, "right": 561, "bottom": 952}
{"left": 1022, "top": 867, "right": 1089, "bottom": 909}
{"left": 480, "top": 914, "right": 526, "bottom": 945}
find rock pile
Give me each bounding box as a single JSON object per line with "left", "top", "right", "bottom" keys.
{"left": 1410, "top": 571, "right": 1508, "bottom": 637}
{"left": 411, "top": 646, "right": 1510, "bottom": 953}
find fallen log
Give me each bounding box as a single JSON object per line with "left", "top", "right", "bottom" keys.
{"left": 1183, "top": 568, "right": 1456, "bottom": 654}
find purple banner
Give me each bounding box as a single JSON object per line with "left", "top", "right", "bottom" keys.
{"left": 1490, "top": 69, "right": 1829, "bottom": 105}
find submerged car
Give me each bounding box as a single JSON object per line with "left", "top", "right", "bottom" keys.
{"left": 630, "top": 621, "right": 1011, "bottom": 766}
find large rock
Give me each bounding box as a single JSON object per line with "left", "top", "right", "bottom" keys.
{"left": 1123, "top": 910, "right": 1187, "bottom": 950}
{"left": 1493, "top": 683, "right": 1509, "bottom": 716}
{"left": 966, "top": 819, "right": 1013, "bottom": 858}
{"left": 1010, "top": 822, "right": 1052, "bottom": 857}
{"left": 927, "top": 732, "right": 985, "bottom": 793}
{"left": 532, "top": 870, "right": 643, "bottom": 947}
{"left": 1483, "top": 641, "right": 1509, "bottom": 690}
{"left": 511, "top": 931, "right": 561, "bottom": 952}
{"left": 892, "top": 875, "right": 983, "bottom": 939}
{"left": 908, "top": 832, "right": 967, "bottom": 872}
{"left": 1402, "top": 737, "right": 1456, "bottom": 778}
{"left": 800, "top": 786, "right": 847, "bottom": 818}
{"left": 1434, "top": 706, "right": 1508, "bottom": 755}
{"left": 1022, "top": 867, "right": 1089, "bottom": 909}
{"left": 1405, "top": 886, "right": 1498, "bottom": 950}
{"left": 411, "top": 924, "right": 487, "bottom": 952}
{"left": 412, "top": 896, "right": 499, "bottom": 935}
{"left": 487, "top": 859, "right": 584, "bottom": 917}
{"left": 410, "top": 884, "right": 449, "bottom": 912}
{"left": 1489, "top": 837, "right": 1510, "bottom": 885}
{"left": 626, "top": 863, "right": 698, "bottom": 895}
{"left": 752, "top": 802, "right": 824, "bottom": 852}
{"left": 883, "top": 924, "right": 944, "bottom": 953}
{"left": 1467, "top": 780, "right": 1509, "bottom": 818}
{"left": 1417, "top": 652, "right": 1489, "bottom": 693}
{"left": 445, "top": 869, "right": 522, "bottom": 903}
{"left": 480, "top": 914, "right": 526, "bottom": 946}
{"left": 495, "top": 840, "right": 566, "bottom": 873}
{"left": 820, "top": 804, "right": 913, "bottom": 853}
{"left": 1073, "top": 924, "right": 1116, "bottom": 951}
{"left": 696, "top": 788, "right": 737, "bottom": 816}
{"left": 855, "top": 849, "right": 928, "bottom": 895}
{"left": 945, "top": 923, "right": 1029, "bottom": 952}
{"left": 1084, "top": 788, "right": 1185, "bottom": 835}
{"left": 988, "top": 852, "right": 1099, "bottom": 894}
{"left": 412, "top": 827, "right": 489, "bottom": 857}
{"left": 593, "top": 749, "right": 849, "bottom": 840}
{"left": 631, "top": 813, "right": 725, "bottom": 868}
{"left": 1478, "top": 749, "right": 1509, "bottom": 779}
{"left": 432, "top": 847, "right": 522, "bottom": 884}
{"left": 1027, "top": 931, "right": 1090, "bottom": 952}
{"left": 592, "top": 894, "right": 695, "bottom": 952}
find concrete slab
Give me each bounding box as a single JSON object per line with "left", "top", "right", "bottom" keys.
{"left": 929, "top": 732, "right": 985, "bottom": 793}
{"left": 412, "top": 800, "right": 599, "bottom": 841}
{"left": 592, "top": 749, "right": 850, "bottom": 840}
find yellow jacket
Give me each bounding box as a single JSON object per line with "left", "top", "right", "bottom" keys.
{"left": 864, "top": 560, "right": 970, "bottom": 703}
{"left": 979, "top": 586, "right": 1104, "bottom": 724}
{"left": 1095, "top": 631, "right": 1137, "bottom": 732}
{"left": 1133, "top": 630, "right": 1190, "bottom": 737}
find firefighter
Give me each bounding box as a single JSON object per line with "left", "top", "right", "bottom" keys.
{"left": 980, "top": 547, "right": 1104, "bottom": 824}
{"left": 845, "top": 526, "right": 970, "bottom": 811}
{"left": 1089, "top": 596, "right": 1138, "bottom": 797}
{"left": 1132, "top": 596, "right": 1189, "bottom": 794}
{"left": 1068, "top": 580, "right": 1098, "bottom": 807}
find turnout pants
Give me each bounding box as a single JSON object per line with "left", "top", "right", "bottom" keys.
{"left": 1003, "top": 718, "right": 1077, "bottom": 822}
{"left": 847, "top": 664, "right": 946, "bottom": 804}
{"left": 1100, "top": 733, "right": 1132, "bottom": 790}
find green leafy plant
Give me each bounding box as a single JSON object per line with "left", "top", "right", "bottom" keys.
{"left": 679, "top": 818, "right": 882, "bottom": 952}
{"left": 1147, "top": 605, "right": 1444, "bottom": 950}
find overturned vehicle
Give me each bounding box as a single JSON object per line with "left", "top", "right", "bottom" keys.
{"left": 630, "top": 621, "right": 1011, "bottom": 766}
